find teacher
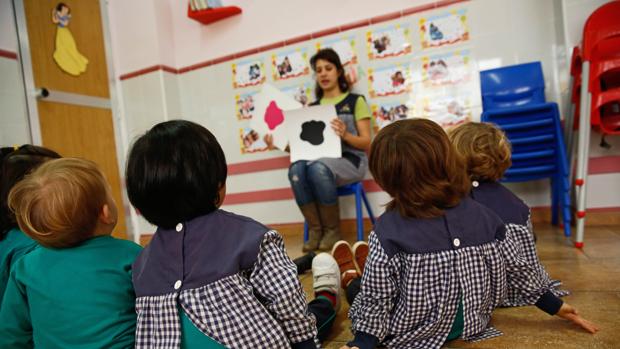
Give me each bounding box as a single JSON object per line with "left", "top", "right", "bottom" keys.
{"left": 267, "top": 48, "right": 371, "bottom": 252}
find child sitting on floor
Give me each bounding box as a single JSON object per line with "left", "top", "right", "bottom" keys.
{"left": 341, "top": 119, "right": 597, "bottom": 349}
{"left": 125, "top": 120, "right": 342, "bottom": 348}
{"left": 0, "top": 158, "right": 141, "bottom": 348}
{"left": 449, "top": 121, "right": 569, "bottom": 307}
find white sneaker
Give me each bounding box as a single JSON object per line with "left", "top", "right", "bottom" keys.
{"left": 312, "top": 252, "right": 341, "bottom": 312}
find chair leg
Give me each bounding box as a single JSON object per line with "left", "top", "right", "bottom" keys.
{"left": 551, "top": 177, "right": 559, "bottom": 226}
{"left": 574, "top": 63, "right": 591, "bottom": 248}
{"left": 355, "top": 187, "right": 363, "bottom": 241}
{"left": 303, "top": 221, "right": 309, "bottom": 242}
{"left": 361, "top": 187, "right": 376, "bottom": 225}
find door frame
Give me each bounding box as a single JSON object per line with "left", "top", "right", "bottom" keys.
{"left": 11, "top": 0, "right": 139, "bottom": 243}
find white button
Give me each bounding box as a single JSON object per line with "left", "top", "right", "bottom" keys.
{"left": 174, "top": 280, "right": 182, "bottom": 290}
{"left": 472, "top": 181, "right": 479, "bottom": 188}
{"left": 175, "top": 223, "right": 183, "bottom": 232}
{"left": 453, "top": 238, "right": 461, "bottom": 247}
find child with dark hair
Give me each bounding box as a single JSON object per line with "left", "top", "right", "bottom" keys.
{"left": 341, "top": 119, "right": 597, "bottom": 349}
{"left": 0, "top": 145, "right": 60, "bottom": 299}
{"left": 449, "top": 121, "right": 569, "bottom": 306}
{"left": 126, "top": 120, "right": 341, "bottom": 348}
{"left": 0, "top": 158, "right": 141, "bottom": 348}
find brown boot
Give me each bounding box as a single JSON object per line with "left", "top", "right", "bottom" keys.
{"left": 318, "top": 203, "right": 341, "bottom": 251}
{"left": 300, "top": 203, "right": 323, "bottom": 252}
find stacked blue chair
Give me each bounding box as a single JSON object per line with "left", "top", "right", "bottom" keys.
{"left": 480, "top": 62, "right": 571, "bottom": 237}
{"left": 304, "top": 181, "right": 376, "bottom": 242}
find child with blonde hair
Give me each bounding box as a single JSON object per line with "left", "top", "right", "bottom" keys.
{"left": 449, "top": 121, "right": 568, "bottom": 306}
{"left": 0, "top": 158, "right": 141, "bottom": 348}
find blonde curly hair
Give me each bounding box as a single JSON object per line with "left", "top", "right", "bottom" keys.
{"left": 448, "top": 122, "right": 512, "bottom": 182}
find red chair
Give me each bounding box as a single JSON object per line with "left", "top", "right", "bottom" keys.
{"left": 574, "top": 1, "right": 620, "bottom": 248}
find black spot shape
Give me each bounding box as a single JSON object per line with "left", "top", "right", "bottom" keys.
{"left": 300, "top": 120, "right": 326, "bottom": 146}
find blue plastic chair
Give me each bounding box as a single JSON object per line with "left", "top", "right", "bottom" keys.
{"left": 303, "top": 182, "right": 376, "bottom": 242}
{"left": 480, "top": 61, "right": 547, "bottom": 110}
{"left": 480, "top": 62, "right": 572, "bottom": 237}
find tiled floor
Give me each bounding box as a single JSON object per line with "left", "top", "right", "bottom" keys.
{"left": 282, "top": 224, "right": 620, "bottom": 349}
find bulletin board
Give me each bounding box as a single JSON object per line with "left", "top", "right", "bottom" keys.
{"left": 218, "top": 4, "right": 479, "bottom": 157}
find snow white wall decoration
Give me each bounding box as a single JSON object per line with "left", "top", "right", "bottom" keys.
{"left": 52, "top": 3, "right": 88, "bottom": 76}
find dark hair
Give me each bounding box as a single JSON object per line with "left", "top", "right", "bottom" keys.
{"left": 126, "top": 120, "right": 227, "bottom": 229}
{"left": 369, "top": 119, "right": 470, "bottom": 218}
{"left": 310, "top": 48, "right": 349, "bottom": 100}
{"left": 56, "top": 2, "right": 69, "bottom": 12}
{"left": 0, "top": 145, "right": 61, "bottom": 239}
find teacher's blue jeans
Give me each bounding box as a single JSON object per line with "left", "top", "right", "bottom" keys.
{"left": 288, "top": 160, "right": 338, "bottom": 206}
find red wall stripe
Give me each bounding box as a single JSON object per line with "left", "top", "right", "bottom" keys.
{"left": 118, "top": 0, "right": 469, "bottom": 80}
{"left": 223, "top": 179, "right": 384, "bottom": 206}
{"left": 0, "top": 49, "right": 18, "bottom": 60}
{"left": 228, "top": 156, "right": 290, "bottom": 175}
{"left": 588, "top": 155, "right": 620, "bottom": 175}
{"left": 225, "top": 155, "right": 620, "bottom": 178}
{"left": 119, "top": 65, "right": 178, "bottom": 80}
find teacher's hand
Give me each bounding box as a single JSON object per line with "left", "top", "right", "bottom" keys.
{"left": 331, "top": 118, "right": 347, "bottom": 138}
{"left": 263, "top": 134, "right": 275, "bottom": 150}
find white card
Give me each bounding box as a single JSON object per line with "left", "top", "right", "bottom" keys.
{"left": 286, "top": 105, "right": 341, "bottom": 162}
{"left": 250, "top": 84, "right": 302, "bottom": 150}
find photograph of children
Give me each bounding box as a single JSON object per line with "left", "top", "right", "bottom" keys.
{"left": 239, "top": 127, "right": 269, "bottom": 154}
{"left": 372, "top": 102, "right": 411, "bottom": 131}
{"left": 422, "top": 50, "right": 471, "bottom": 87}
{"left": 419, "top": 9, "right": 469, "bottom": 49}
{"left": 235, "top": 92, "right": 257, "bottom": 120}
{"left": 272, "top": 49, "right": 310, "bottom": 81}
{"left": 233, "top": 60, "right": 266, "bottom": 89}
{"left": 317, "top": 37, "right": 358, "bottom": 65}
{"left": 368, "top": 65, "right": 412, "bottom": 98}
{"left": 366, "top": 24, "right": 412, "bottom": 60}
{"left": 282, "top": 83, "right": 312, "bottom": 107}
{"left": 422, "top": 95, "right": 471, "bottom": 128}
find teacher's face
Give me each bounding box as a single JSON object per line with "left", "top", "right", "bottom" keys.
{"left": 314, "top": 59, "right": 339, "bottom": 92}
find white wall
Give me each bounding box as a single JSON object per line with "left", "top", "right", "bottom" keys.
{"left": 0, "top": 0, "right": 31, "bottom": 146}
{"left": 107, "top": 0, "right": 620, "bottom": 234}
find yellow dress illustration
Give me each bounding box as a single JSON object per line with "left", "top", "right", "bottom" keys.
{"left": 52, "top": 4, "right": 88, "bottom": 76}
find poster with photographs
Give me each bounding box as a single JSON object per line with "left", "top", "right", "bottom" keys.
{"left": 282, "top": 83, "right": 313, "bottom": 107}
{"left": 239, "top": 127, "right": 269, "bottom": 154}
{"left": 366, "top": 24, "right": 412, "bottom": 60}
{"left": 232, "top": 60, "right": 266, "bottom": 89}
{"left": 419, "top": 9, "right": 469, "bottom": 49}
{"left": 317, "top": 37, "right": 358, "bottom": 65}
{"left": 272, "top": 49, "right": 310, "bottom": 81}
{"left": 421, "top": 94, "right": 472, "bottom": 128}
{"left": 371, "top": 101, "right": 412, "bottom": 131}
{"left": 368, "top": 65, "right": 412, "bottom": 98}
{"left": 235, "top": 91, "right": 258, "bottom": 120}
{"left": 422, "top": 50, "right": 472, "bottom": 87}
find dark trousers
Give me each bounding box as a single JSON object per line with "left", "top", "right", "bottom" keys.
{"left": 346, "top": 277, "right": 362, "bottom": 306}
{"left": 308, "top": 298, "right": 336, "bottom": 342}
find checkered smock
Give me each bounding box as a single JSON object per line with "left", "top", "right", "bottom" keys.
{"left": 470, "top": 181, "right": 569, "bottom": 306}
{"left": 132, "top": 210, "right": 319, "bottom": 349}
{"left": 348, "top": 198, "right": 563, "bottom": 349}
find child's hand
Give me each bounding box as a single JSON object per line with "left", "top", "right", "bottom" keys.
{"left": 331, "top": 118, "right": 347, "bottom": 138}
{"left": 556, "top": 303, "right": 599, "bottom": 334}
{"left": 263, "top": 134, "right": 275, "bottom": 150}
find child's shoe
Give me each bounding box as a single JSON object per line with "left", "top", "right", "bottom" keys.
{"left": 331, "top": 240, "right": 359, "bottom": 289}
{"left": 352, "top": 241, "right": 369, "bottom": 274}
{"left": 312, "top": 253, "right": 341, "bottom": 312}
